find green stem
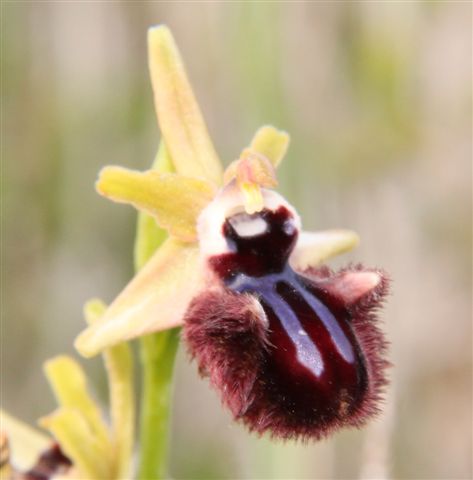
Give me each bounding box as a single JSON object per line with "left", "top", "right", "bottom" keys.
{"left": 137, "top": 329, "right": 179, "bottom": 480}
{"left": 135, "top": 142, "right": 177, "bottom": 479}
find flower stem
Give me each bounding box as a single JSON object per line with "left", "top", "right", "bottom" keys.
{"left": 135, "top": 143, "right": 178, "bottom": 479}
{"left": 137, "top": 329, "right": 179, "bottom": 480}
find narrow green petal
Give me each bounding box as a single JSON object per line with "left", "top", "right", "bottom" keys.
{"left": 40, "top": 409, "right": 112, "bottom": 480}
{"left": 250, "top": 125, "right": 290, "bottom": 168}
{"left": 0, "top": 410, "right": 50, "bottom": 471}
{"left": 75, "top": 238, "right": 203, "bottom": 358}
{"left": 96, "top": 166, "right": 215, "bottom": 242}
{"left": 290, "top": 230, "right": 360, "bottom": 270}
{"left": 85, "top": 300, "right": 134, "bottom": 480}
{"left": 43, "top": 356, "right": 111, "bottom": 450}
{"left": 148, "top": 25, "right": 223, "bottom": 185}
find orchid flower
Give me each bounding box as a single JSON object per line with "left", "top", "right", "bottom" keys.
{"left": 75, "top": 25, "right": 389, "bottom": 441}
{"left": 1, "top": 24, "right": 390, "bottom": 480}
{"left": 74, "top": 27, "right": 363, "bottom": 358}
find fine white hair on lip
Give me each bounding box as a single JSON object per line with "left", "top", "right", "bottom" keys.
{"left": 197, "top": 182, "right": 301, "bottom": 258}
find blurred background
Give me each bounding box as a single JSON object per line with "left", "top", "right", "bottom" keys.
{"left": 3, "top": 2, "right": 472, "bottom": 479}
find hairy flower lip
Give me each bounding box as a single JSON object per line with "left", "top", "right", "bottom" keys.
{"left": 185, "top": 185, "right": 390, "bottom": 441}
{"left": 184, "top": 263, "right": 390, "bottom": 441}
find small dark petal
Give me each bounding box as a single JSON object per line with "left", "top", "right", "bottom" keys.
{"left": 184, "top": 265, "right": 390, "bottom": 441}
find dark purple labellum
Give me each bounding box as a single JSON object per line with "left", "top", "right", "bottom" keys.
{"left": 186, "top": 206, "right": 389, "bottom": 440}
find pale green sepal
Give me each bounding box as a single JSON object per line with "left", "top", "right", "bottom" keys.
{"left": 43, "top": 356, "right": 111, "bottom": 450}
{"left": 0, "top": 409, "right": 50, "bottom": 471}
{"left": 39, "top": 409, "right": 112, "bottom": 480}
{"left": 290, "top": 230, "right": 360, "bottom": 270}
{"left": 148, "top": 25, "right": 223, "bottom": 185}
{"left": 250, "top": 125, "right": 290, "bottom": 168}
{"left": 96, "top": 166, "right": 215, "bottom": 242}
{"left": 84, "top": 300, "right": 134, "bottom": 480}
{"left": 75, "top": 238, "right": 203, "bottom": 358}
{"left": 134, "top": 143, "right": 174, "bottom": 271}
